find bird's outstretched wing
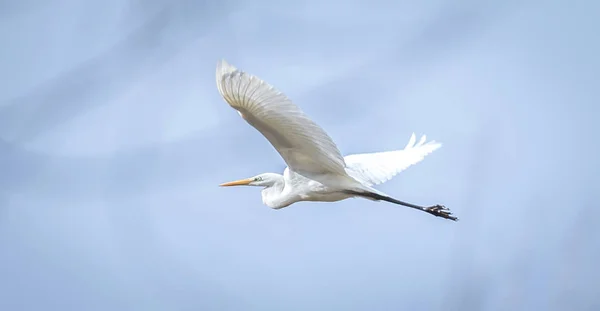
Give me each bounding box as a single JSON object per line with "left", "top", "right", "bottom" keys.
{"left": 216, "top": 59, "right": 348, "bottom": 177}
{"left": 344, "top": 133, "right": 441, "bottom": 186}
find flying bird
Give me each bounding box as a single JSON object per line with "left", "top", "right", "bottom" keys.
{"left": 216, "top": 59, "right": 457, "bottom": 221}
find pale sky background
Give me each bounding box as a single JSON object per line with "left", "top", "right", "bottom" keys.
{"left": 1, "top": 0, "right": 599, "bottom": 310}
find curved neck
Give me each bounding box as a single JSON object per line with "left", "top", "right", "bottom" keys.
{"left": 260, "top": 175, "right": 288, "bottom": 209}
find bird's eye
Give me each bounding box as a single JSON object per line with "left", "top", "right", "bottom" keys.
{"left": 255, "top": 177, "right": 262, "bottom": 181}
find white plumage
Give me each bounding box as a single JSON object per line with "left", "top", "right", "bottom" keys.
{"left": 217, "top": 59, "right": 456, "bottom": 221}
{"left": 344, "top": 133, "right": 442, "bottom": 187}
{"left": 216, "top": 60, "right": 347, "bottom": 177}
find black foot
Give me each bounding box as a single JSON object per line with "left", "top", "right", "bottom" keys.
{"left": 424, "top": 205, "right": 458, "bottom": 221}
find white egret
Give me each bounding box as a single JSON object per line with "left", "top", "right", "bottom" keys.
{"left": 216, "top": 59, "right": 457, "bottom": 221}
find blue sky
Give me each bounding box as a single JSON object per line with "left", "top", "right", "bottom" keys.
{"left": 1, "top": 0, "right": 599, "bottom": 310}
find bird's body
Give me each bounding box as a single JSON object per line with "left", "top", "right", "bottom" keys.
{"left": 216, "top": 59, "right": 457, "bottom": 221}
{"left": 258, "top": 169, "right": 349, "bottom": 209}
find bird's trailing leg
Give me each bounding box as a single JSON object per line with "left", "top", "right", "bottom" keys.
{"left": 422, "top": 204, "right": 457, "bottom": 221}
{"left": 345, "top": 190, "right": 458, "bottom": 221}
{"left": 388, "top": 199, "right": 458, "bottom": 221}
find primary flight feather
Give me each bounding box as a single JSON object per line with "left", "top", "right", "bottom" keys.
{"left": 216, "top": 59, "right": 457, "bottom": 221}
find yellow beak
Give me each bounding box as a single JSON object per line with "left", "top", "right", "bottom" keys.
{"left": 219, "top": 178, "right": 253, "bottom": 187}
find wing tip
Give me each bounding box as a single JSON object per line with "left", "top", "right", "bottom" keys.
{"left": 429, "top": 141, "right": 443, "bottom": 150}
{"left": 404, "top": 132, "right": 443, "bottom": 150}
{"left": 216, "top": 59, "right": 241, "bottom": 94}
{"left": 216, "top": 59, "right": 238, "bottom": 78}
{"left": 405, "top": 132, "right": 417, "bottom": 149}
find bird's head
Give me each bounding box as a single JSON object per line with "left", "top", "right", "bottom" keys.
{"left": 219, "top": 173, "right": 282, "bottom": 188}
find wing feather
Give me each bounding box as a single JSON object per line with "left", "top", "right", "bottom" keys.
{"left": 216, "top": 59, "right": 348, "bottom": 177}
{"left": 344, "top": 133, "right": 442, "bottom": 186}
